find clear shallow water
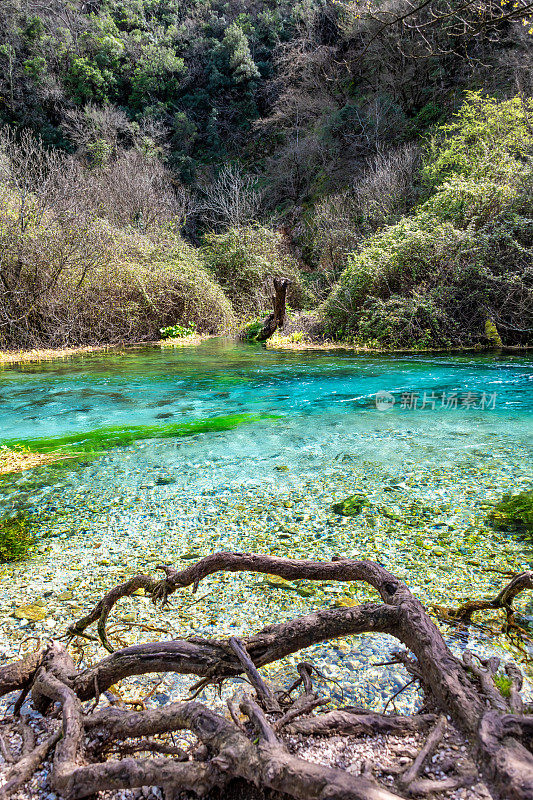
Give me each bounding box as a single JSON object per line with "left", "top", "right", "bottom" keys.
{"left": 0, "top": 340, "right": 532, "bottom": 710}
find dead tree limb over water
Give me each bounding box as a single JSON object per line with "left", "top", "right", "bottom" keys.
{"left": 2, "top": 554, "right": 533, "bottom": 799}
{"left": 253, "top": 277, "right": 292, "bottom": 342}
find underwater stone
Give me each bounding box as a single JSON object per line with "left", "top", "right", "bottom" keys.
{"left": 488, "top": 490, "right": 533, "bottom": 533}
{"left": 331, "top": 494, "right": 369, "bottom": 517}
{"left": 13, "top": 603, "right": 47, "bottom": 621}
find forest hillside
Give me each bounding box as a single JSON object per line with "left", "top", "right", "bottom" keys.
{"left": 0, "top": 0, "right": 532, "bottom": 350}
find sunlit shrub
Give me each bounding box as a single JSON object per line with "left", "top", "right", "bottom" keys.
{"left": 201, "top": 225, "right": 309, "bottom": 319}
{"left": 423, "top": 93, "right": 533, "bottom": 186}
{"left": 0, "top": 191, "right": 235, "bottom": 348}
{"left": 322, "top": 94, "right": 533, "bottom": 348}
{"left": 160, "top": 322, "right": 197, "bottom": 339}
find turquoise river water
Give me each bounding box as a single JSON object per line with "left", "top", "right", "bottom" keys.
{"left": 0, "top": 340, "right": 532, "bottom": 711}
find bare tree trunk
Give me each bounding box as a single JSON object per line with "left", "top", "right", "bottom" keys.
{"left": 255, "top": 277, "right": 292, "bottom": 342}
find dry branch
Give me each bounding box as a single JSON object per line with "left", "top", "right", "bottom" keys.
{"left": 229, "top": 637, "right": 281, "bottom": 712}
{"left": 399, "top": 714, "right": 447, "bottom": 789}
{"left": 435, "top": 570, "right": 533, "bottom": 628}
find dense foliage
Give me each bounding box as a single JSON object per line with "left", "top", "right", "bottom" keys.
{"left": 0, "top": 138, "right": 235, "bottom": 349}
{"left": 1, "top": 0, "right": 530, "bottom": 197}
{"left": 0, "top": 0, "right": 532, "bottom": 350}
{"left": 322, "top": 95, "right": 533, "bottom": 348}
{"left": 202, "top": 225, "right": 308, "bottom": 318}
{"left": 0, "top": 0, "right": 304, "bottom": 178}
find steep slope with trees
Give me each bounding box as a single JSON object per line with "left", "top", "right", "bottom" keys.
{"left": 0, "top": 0, "right": 532, "bottom": 350}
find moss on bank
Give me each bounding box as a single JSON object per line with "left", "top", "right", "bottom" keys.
{"left": 0, "top": 514, "right": 34, "bottom": 562}
{"left": 0, "top": 345, "right": 113, "bottom": 366}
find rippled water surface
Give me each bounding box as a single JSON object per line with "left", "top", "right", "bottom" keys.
{"left": 1, "top": 340, "right": 532, "bottom": 709}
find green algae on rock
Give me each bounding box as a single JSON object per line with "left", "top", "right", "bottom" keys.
{"left": 13, "top": 603, "right": 47, "bottom": 621}
{"left": 332, "top": 494, "right": 369, "bottom": 516}
{"left": 0, "top": 514, "right": 34, "bottom": 563}
{"left": 488, "top": 490, "right": 533, "bottom": 533}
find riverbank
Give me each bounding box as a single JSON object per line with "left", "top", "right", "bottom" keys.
{"left": 0, "top": 448, "right": 73, "bottom": 476}
{"left": 0, "top": 337, "right": 209, "bottom": 366}
{"left": 0, "top": 690, "right": 492, "bottom": 800}
{"left": 1, "top": 336, "right": 531, "bottom": 368}
{"left": 157, "top": 334, "right": 211, "bottom": 347}
{"left": 0, "top": 344, "right": 116, "bottom": 366}
{"left": 266, "top": 334, "right": 533, "bottom": 354}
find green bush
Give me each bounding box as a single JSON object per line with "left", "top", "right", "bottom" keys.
{"left": 201, "top": 225, "right": 309, "bottom": 319}
{"left": 63, "top": 229, "right": 236, "bottom": 344}
{"left": 0, "top": 190, "right": 236, "bottom": 349}
{"left": 0, "top": 515, "right": 33, "bottom": 563}
{"left": 421, "top": 177, "right": 523, "bottom": 229}
{"left": 322, "top": 94, "right": 533, "bottom": 348}
{"left": 323, "top": 214, "right": 470, "bottom": 344}
{"left": 424, "top": 93, "right": 533, "bottom": 187}
{"left": 239, "top": 318, "right": 266, "bottom": 342}
{"left": 356, "top": 295, "right": 456, "bottom": 349}
{"left": 160, "top": 322, "right": 197, "bottom": 339}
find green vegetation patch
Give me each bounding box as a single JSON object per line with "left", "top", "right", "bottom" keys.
{"left": 160, "top": 322, "right": 197, "bottom": 339}
{"left": 202, "top": 226, "right": 309, "bottom": 319}
{"left": 487, "top": 491, "right": 533, "bottom": 533}
{"left": 332, "top": 493, "right": 369, "bottom": 516}
{"left": 2, "top": 414, "right": 279, "bottom": 455}
{"left": 493, "top": 674, "right": 512, "bottom": 699}
{"left": 0, "top": 514, "right": 34, "bottom": 563}
{"left": 240, "top": 318, "right": 266, "bottom": 342}
{"left": 323, "top": 94, "right": 533, "bottom": 350}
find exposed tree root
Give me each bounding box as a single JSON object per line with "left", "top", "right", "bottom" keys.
{"left": 434, "top": 569, "right": 533, "bottom": 636}
{"left": 0, "top": 729, "right": 61, "bottom": 799}
{"left": 1, "top": 554, "right": 533, "bottom": 799}
{"left": 284, "top": 710, "right": 437, "bottom": 736}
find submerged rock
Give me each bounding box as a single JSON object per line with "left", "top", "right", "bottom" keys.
{"left": 488, "top": 490, "right": 533, "bottom": 532}
{"left": 331, "top": 494, "right": 369, "bottom": 517}
{"left": 14, "top": 603, "right": 46, "bottom": 621}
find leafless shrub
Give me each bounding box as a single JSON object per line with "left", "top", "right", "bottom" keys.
{"left": 0, "top": 126, "right": 66, "bottom": 231}
{"left": 83, "top": 150, "right": 195, "bottom": 233}
{"left": 0, "top": 127, "right": 110, "bottom": 348}
{"left": 265, "top": 134, "right": 329, "bottom": 206}
{"left": 353, "top": 142, "right": 422, "bottom": 224}
{"left": 309, "top": 143, "right": 422, "bottom": 295}
{"left": 0, "top": 126, "right": 231, "bottom": 349}
{"left": 62, "top": 105, "right": 172, "bottom": 165}
{"left": 311, "top": 192, "right": 361, "bottom": 294}
{"left": 62, "top": 104, "right": 134, "bottom": 162}
{"left": 200, "top": 164, "right": 263, "bottom": 229}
